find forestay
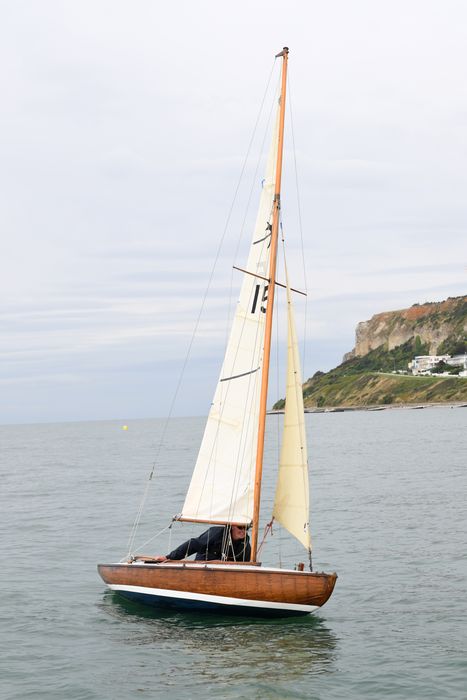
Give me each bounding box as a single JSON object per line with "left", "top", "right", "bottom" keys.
{"left": 272, "top": 263, "right": 311, "bottom": 551}
{"left": 179, "top": 106, "right": 280, "bottom": 525}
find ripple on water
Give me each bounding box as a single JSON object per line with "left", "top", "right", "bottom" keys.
{"left": 1, "top": 410, "right": 466, "bottom": 699}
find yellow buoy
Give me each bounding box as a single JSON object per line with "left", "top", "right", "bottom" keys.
{"left": 122, "top": 425, "right": 128, "bottom": 431}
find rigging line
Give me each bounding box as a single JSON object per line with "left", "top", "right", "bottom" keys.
{"left": 282, "top": 240, "right": 312, "bottom": 554}
{"left": 226, "top": 365, "right": 258, "bottom": 524}
{"left": 222, "top": 320, "right": 262, "bottom": 526}
{"left": 224, "top": 230, "right": 275, "bottom": 524}
{"left": 275, "top": 226, "right": 282, "bottom": 472}
{"left": 127, "top": 61, "right": 277, "bottom": 554}
{"left": 221, "top": 296, "right": 265, "bottom": 527}
{"left": 168, "top": 521, "right": 173, "bottom": 555}
{"left": 225, "top": 64, "right": 279, "bottom": 349}
{"left": 280, "top": 110, "right": 312, "bottom": 556}
{"left": 222, "top": 199, "right": 277, "bottom": 524}
{"left": 231, "top": 73, "right": 280, "bottom": 272}
{"left": 191, "top": 237, "right": 266, "bottom": 511}
{"left": 192, "top": 75, "right": 278, "bottom": 524}
{"left": 226, "top": 75, "right": 280, "bottom": 338}
{"left": 223, "top": 212, "right": 276, "bottom": 525}
{"left": 257, "top": 519, "right": 274, "bottom": 557}
{"left": 212, "top": 358, "right": 261, "bottom": 528}
{"left": 122, "top": 521, "right": 173, "bottom": 562}
{"left": 205, "top": 527, "right": 213, "bottom": 561}
{"left": 222, "top": 299, "right": 264, "bottom": 527}
{"left": 287, "top": 70, "right": 309, "bottom": 378}
{"left": 189, "top": 77, "right": 281, "bottom": 527}
{"left": 277, "top": 222, "right": 287, "bottom": 565}
{"left": 192, "top": 229, "right": 271, "bottom": 523}
{"left": 285, "top": 80, "right": 313, "bottom": 554}
{"left": 127, "top": 481, "right": 152, "bottom": 557}
{"left": 208, "top": 307, "right": 261, "bottom": 528}
{"left": 221, "top": 526, "right": 230, "bottom": 560}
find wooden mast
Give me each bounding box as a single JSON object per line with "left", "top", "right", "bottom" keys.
{"left": 250, "top": 46, "right": 289, "bottom": 561}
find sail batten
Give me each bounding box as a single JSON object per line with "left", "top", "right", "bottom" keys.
{"left": 272, "top": 261, "right": 311, "bottom": 551}
{"left": 220, "top": 367, "right": 260, "bottom": 382}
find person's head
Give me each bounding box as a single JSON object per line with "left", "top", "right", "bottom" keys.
{"left": 230, "top": 523, "right": 248, "bottom": 541}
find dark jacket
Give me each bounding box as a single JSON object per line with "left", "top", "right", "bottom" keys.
{"left": 167, "top": 526, "right": 251, "bottom": 562}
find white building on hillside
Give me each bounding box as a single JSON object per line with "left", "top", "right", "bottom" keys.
{"left": 447, "top": 354, "right": 467, "bottom": 370}
{"left": 409, "top": 355, "right": 450, "bottom": 374}
{"left": 409, "top": 354, "right": 467, "bottom": 375}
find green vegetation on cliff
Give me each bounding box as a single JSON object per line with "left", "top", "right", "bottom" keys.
{"left": 332, "top": 337, "right": 430, "bottom": 375}
{"left": 273, "top": 371, "right": 467, "bottom": 410}
{"left": 272, "top": 298, "right": 467, "bottom": 410}
{"left": 437, "top": 334, "right": 467, "bottom": 356}
{"left": 303, "top": 372, "right": 466, "bottom": 409}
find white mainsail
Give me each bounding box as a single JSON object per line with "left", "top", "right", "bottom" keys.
{"left": 272, "top": 263, "right": 311, "bottom": 551}
{"left": 180, "top": 107, "right": 280, "bottom": 525}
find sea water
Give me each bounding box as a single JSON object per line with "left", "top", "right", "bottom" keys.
{"left": 1, "top": 408, "right": 466, "bottom": 699}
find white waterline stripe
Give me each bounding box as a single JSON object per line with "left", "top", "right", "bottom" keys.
{"left": 109, "top": 584, "right": 318, "bottom": 613}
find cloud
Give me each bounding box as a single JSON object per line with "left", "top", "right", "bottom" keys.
{"left": 1, "top": 0, "right": 466, "bottom": 423}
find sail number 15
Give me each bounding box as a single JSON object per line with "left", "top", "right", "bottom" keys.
{"left": 251, "top": 284, "right": 268, "bottom": 314}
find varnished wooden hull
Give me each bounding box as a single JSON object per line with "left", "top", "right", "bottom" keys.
{"left": 98, "top": 561, "right": 337, "bottom": 617}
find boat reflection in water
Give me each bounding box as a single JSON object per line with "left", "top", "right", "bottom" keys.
{"left": 100, "top": 590, "right": 338, "bottom": 684}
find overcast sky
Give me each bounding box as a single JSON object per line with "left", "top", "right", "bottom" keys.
{"left": 1, "top": 1, "right": 466, "bottom": 424}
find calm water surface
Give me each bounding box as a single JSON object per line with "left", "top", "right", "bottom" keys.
{"left": 1, "top": 408, "right": 466, "bottom": 699}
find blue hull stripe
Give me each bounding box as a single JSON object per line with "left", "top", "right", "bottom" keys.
{"left": 118, "top": 589, "right": 311, "bottom": 617}
{"left": 108, "top": 584, "right": 317, "bottom": 618}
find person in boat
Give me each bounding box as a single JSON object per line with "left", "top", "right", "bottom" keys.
{"left": 153, "top": 524, "right": 251, "bottom": 563}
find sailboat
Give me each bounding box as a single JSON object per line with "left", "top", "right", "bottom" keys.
{"left": 98, "top": 47, "right": 337, "bottom": 617}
